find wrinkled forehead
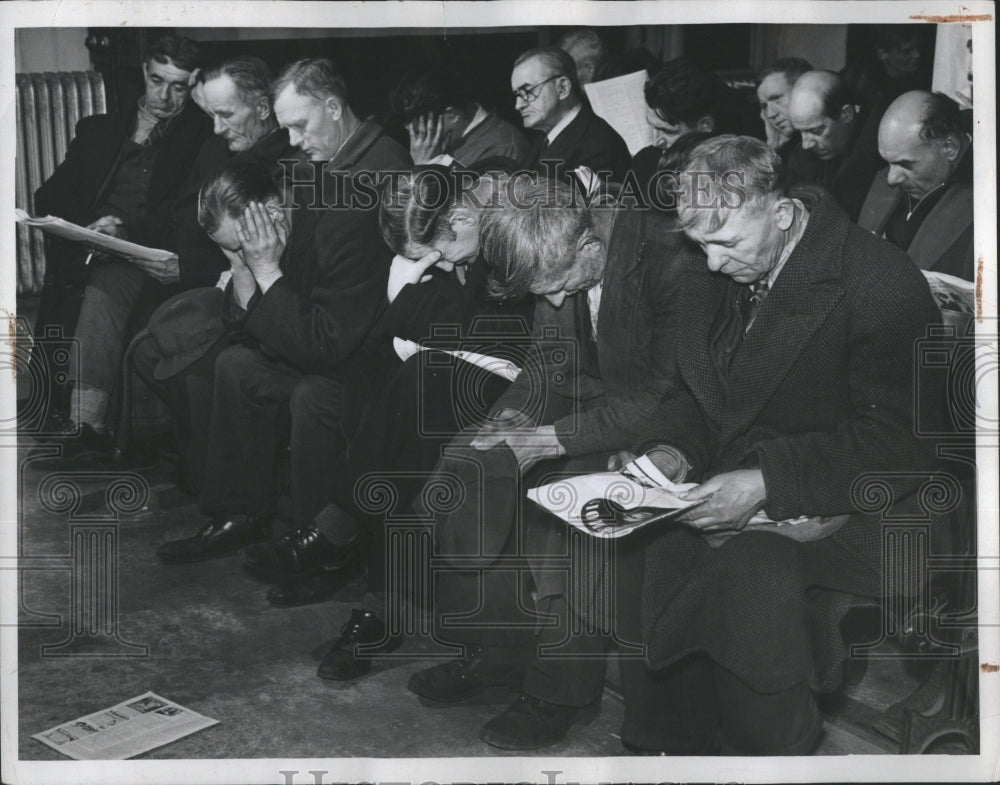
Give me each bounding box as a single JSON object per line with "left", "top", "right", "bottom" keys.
{"left": 274, "top": 86, "right": 320, "bottom": 119}
{"left": 146, "top": 58, "right": 194, "bottom": 84}
{"left": 511, "top": 57, "right": 550, "bottom": 87}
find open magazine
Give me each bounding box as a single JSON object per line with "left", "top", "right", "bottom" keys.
{"left": 15, "top": 208, "right": 177, "bottom": 263}
{"left": 528, "top": 454, "right": 829, "bottom": 540}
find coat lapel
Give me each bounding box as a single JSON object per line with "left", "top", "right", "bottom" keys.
{"left": 857, "top": 169, "right": 902, "bottom": 236}
{"left": 907, "top": 183, "right": 974, "bottom": 271}
{"left": 677, "top": 266, "right": 729, "bottom": 425}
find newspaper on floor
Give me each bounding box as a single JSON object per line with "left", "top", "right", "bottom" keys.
{"left": 32, "top": 691, "right": 219, "bottom": 760}
{"left": 528, "top": 454, "right": 840, "bottom": 541}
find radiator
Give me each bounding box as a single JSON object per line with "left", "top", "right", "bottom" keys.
{"left": 15, "top": 71, "right": 106, "bottom": 295}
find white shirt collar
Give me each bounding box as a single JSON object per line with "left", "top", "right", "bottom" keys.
{"left": 545, "top": 104, "right": 582, "bottom": 145}
{"left": 462, "top": 104, "right": 490, "bottom": 138}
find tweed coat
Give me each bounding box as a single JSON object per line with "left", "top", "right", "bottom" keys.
{"left": 639, "top": 185, "right": 944, "bottom": 693}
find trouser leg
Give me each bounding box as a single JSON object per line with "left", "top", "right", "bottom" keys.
{"left": 69, "top": 260, "right": 146, "bottom": 430}
{"left": 199, "top": 345, "right": 300, "bottom": 517}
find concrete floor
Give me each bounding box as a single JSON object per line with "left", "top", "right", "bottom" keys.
{"left": 12, "top": 436, "right": 958, "bottom": 762}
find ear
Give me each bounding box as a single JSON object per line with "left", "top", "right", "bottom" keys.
{"left": 555, "top": 75, "right": 573, "bottom": 100}
{"left": 187, "top": 68, "right": 202, "bottom": 87}
{"left": 324, "top": 96, "right": 343, "bottom": 121}
{"left": 838, "top": 104, "right": 857, "bottom": 125}
{"left": 142, "top": 62, "right": 149, "bottom": 80}
{"left": 941, "top": 132, "right": 962, "bottom": 162}
{"left": 773, "top": 197, "right": 796, "bottom": 231}
{"left": 257, "top": 97, "right": 272, "bottom": 121}
{"left": 696, "top": 115, "right": 716, "bottom": 133}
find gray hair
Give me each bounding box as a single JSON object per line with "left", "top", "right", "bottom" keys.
{"left": 677, "top": 134, "right": 788, "bottom": 233}
{"left": 481, "top": 178, "right": 592, "bottom": 299}
{"left": 272, "top": 58, "right": 348, "bottom": 103}
{"left": 200, "top": 56, "right": 274, "bottom": 108}
{"left": 512, "top": 47, "right": 581, "bottom": 100}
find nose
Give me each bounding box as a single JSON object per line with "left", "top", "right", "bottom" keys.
{"left": 515, "top": 95, "right": 527, "bottom": 111}
{"left": 544, "top": 291, "right": 567, "bottom": 308}
{"left": 213, "top": 115, "right": 226, "bottom": 135}
{"left": 800, "top": 134, "right": 815, "bottom": 150}
{"left": 705, "top": 249, "right": 727, "bottom": 273}
{"left": 886, "top": 165, "right": 906, "bottom": 188}
{"left": 288, "top": 128, "right": 302, "bottom": 147}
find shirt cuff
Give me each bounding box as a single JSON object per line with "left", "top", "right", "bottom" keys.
{"left": 255, "top": 268, "right": 284, "bottom": 294}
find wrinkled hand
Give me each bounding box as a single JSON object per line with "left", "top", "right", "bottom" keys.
{"left": 607, "top": 450, "right": 637, "bottom": 471}
{"left": 762, "top": 113, "right": 793, "bottom": 151}
{"left": 129, "top": 253, "right": 180, "bottom": 284}
{"left": 387, "top": 251, "right": 440, "bottom": 303}
{"left": 675, "top": 469, "right": 767, "bottom": 533}
{"left": 87, "top": 215, "right": 127, "bottom": 238}
{"left": 407, "top": 112, "right": 446, "bottom": 164}
{"left": 471, "top": 409, "right": 564, "bottom": 472}
{"left": 235, "top": 201, "right": 286, "bottom": 282}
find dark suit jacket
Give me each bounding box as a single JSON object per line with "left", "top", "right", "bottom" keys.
{"left": 230, "top": 119, "right": 410, "bottom": 376}
{"left": 858, "top": 163, "right": 974, "bottom": 281}
{"left": 33, "top": 101, "right": 212, "bottom": 249}
{"left": 528, "top": 106, "right": 631, "bottom": 184}
{"left": 646, "top": 185, "right": 941, "bottom": 520}
{"left": 490, "top": 206, "right": 698, "bottom": 457}
{"left": 814, "top": 106, "right": 885, "bottom": 222}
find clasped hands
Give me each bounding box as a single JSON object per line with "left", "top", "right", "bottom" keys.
{"left": 608, "top": 447, "right": 767, "bottom": 533}
{"left": 470, "top": 408, "right": 566, "bottom": 473}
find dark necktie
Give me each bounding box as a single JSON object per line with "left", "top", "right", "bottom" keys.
{"left": 143, "top": 120, "right": 167, "bottom": 148}
{"left": 710, "top": 278, "right": 770, "bottom": 382}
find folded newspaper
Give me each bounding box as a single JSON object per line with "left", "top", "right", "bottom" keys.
{"left": 33, "top": 691, "right": 218, "bottom": 760}
{"left": 15, "top": 208, "right": 177, "bottom": 263}
{"left": 393, "top": 336, "right": 522, "bottom": 382}
{"left": 528, "top": 454, "right": 831, "bottom": 540}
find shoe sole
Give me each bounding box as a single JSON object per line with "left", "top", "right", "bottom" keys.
{"left": 478, "top": 703, "right": 600, "bottom": 751}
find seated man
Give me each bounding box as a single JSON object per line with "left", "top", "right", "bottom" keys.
{"left": 860, "top": 90, "right": 974, "bottom": 281}
{"left": 755, "top": 57, "right": 821, "bottom": 185}
{"left": 31, "top": 34, "right": 211, "bottom": 443}
{"left": 157, "top": 59, "right": 409, "bottom": 563}
{"left": 512, "top": 47, "right": 630, "bottom": 183}
{"left": 787, "top": 69, "right": 885, "bottom": 221}
{"left": 557, "top": 29, "right": 606, "bottom": 86}
{"left": 408, "top": 177, "right": 700, "bottom": 751}
{"left": 124, "top": 56, "right": 297, "bottom": 481}
{"left": 392, "top": 67, "right": 531, "bottom": 167}
{"left": 626, "top": 136, "right": 941, "bottom": 754}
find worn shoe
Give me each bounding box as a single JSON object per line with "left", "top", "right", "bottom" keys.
{"left": 407, "top": 645, "right": 524, "bottom": 703}
{"left": 157, "top": 516, "right": 272, "bottom": 564}
{"left": 242, "top": 526, "right": 357, "bottom": 580}
{"left": 316, "top": 609, "right": 403, "bottom": 681}
{"left": 479, "top": 694, "right": 599, "bottom": 750}
{"left": 265, "top": 553, "right": 364, "bottom": 607}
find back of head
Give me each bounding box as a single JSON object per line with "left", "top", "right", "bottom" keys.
{"left": 272, "top": 58, "right": 349, "bottom": 105}
{"left": 917, "top": 91, "right": 966, "bottom": 141}
{"left": 677, "top": 134, "right": 787, "bottom": 232}
{"left": 645, "top": 58, "right": 726, "bottom": 127}
{"left": 147, "top": 34, "right": 202, "bottom": 73}
{"left": 198, "top": 159, "right": 283, "bottom": 234}
{"left": 514, "top": 46, "right": 582, "bottom": 100}
{"left": 200, "top": 56, "right": 274, "bottom": 107}
{"left": 481, "top": 177, "right": 591, "bottom": 299}
{"left": 379, "top": 165, "right": 461, "bottom": 256}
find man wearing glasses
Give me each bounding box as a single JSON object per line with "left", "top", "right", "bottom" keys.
{"left": 511, "top": 47, "right": 630, "bottom": 183}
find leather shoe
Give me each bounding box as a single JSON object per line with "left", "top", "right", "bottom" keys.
{"left": 479, "top": 694, "right": 599, "bottom": 750}
{"left": 407, "top": 645, "right": 524, "bottom": 703}
{"left": 265, "top": 553, "right": 363, "bottom": 607}
{"left": 242, "top": 525, "right": 356, "bottom": 580}
{"left": 157, "top": 516, "right": 272, "bottom": 564}
{"left": 317, "top": 609, "right": 402, "bottom": 681}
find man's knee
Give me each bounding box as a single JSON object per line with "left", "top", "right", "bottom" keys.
{"left": 290, "top": 375, "right": 345, "bottom": 424}
{"left": 85, "top": 260, "right": 146, "bottom": 302}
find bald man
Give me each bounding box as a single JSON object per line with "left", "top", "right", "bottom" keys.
{"left": 788, "top": 70, "right": 885, "bottom": 220}
{"left": 859, "top": 91, "right": 973, "bottom": 280}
